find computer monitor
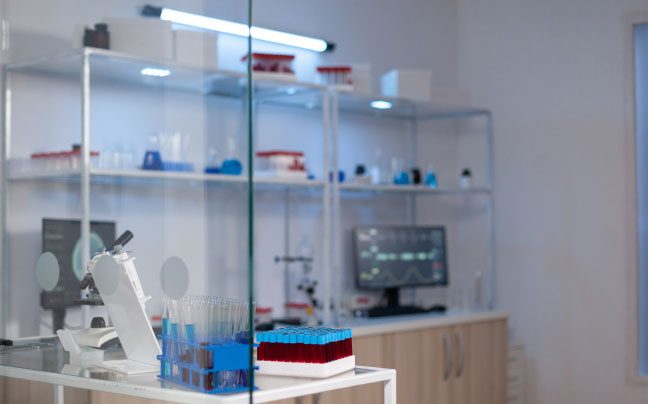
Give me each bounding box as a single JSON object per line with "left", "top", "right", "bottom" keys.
{"left": 353, "top": 225, "right": 447, "bottom": 307}
{"left": 40, "top": 218, "right": 116, "bottom": 310}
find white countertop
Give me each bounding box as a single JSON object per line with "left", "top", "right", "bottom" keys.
{"left": 2, "top": 364, "right": 395, "bottom": 403}
{"left": 347, "top": 310, "right": 509, "bottom": 338}
{"left": 0, "top": 336, "right": 396, "bottom": 403}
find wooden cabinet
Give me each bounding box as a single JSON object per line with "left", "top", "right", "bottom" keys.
{"left": 468, "top": 320, "right": 507, "bottom": 404}
{"left": 318, "top": 319, "right": 507, "bottom": 404}
{"left": 0, "top": 377, "right": 91, "bottom": 404}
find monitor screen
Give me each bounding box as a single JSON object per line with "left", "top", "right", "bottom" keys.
{"left": 353, "top": 225, "right": 447, "bottom": 289}
{"left": 41, "top": 218, "right": 116, "bottom": 309}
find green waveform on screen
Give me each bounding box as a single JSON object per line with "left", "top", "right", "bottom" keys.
{"left": 372, "top": 266, "right": 440, "bottom": 284}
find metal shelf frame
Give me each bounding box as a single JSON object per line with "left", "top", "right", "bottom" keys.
{"left": 329, "top": 86, "right": 495, "bottom": 323}
{"left": 0, "top": 47, "right": 332, "bottom": 330}
{"left": 0, "top": 47, "right": 495, "bottom": 334}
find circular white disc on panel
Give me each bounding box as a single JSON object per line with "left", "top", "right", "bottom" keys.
{"left": 93, "top": 255, "right": 120, "bottom": 296}
{"left": 36, "top": 252, "right": 60, "bottom": 292}
{"left": 72, "top": 232, "right": 107, "bottom": 281}
{"left": 160, "top": 256, "right": 189, "bottom": 299}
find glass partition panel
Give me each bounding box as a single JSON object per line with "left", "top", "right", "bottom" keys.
{"left": 1, "top": 0, "right": 255, "bottom": 400}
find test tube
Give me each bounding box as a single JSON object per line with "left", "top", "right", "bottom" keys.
{"left": 162, "top": 300, "right": 171, "bottom": 378}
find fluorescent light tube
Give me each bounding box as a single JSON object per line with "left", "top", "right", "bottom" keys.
{"left": 142, "top": 5, "right": 333, "bottom": 52}
{"left": 141, "top": 67, "right": 171, "bottom": 77}
{"left": 370, "top": 100, "right": 393, "bottom": 110}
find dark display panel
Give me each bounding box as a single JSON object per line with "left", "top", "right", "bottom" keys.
{"left": 40, "top": 218, "right": 116, "bottom": 309}
{"left": 353, "top": 225, "right": 447, "bottom": 289}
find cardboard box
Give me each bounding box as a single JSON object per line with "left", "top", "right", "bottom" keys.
{"left": 381, "top": 69, "right": 433, "bottom": 101}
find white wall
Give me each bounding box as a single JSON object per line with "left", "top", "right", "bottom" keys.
{"left": 457, "top": 0, "right": 648, "bottom": 402}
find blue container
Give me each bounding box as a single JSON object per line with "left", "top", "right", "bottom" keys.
{"left": 221, "top": 159, "right": 243, "bottom": 175}
{"left": 142, "top": 150, "right": 163, "bottom": 170}
{"left": 158, "top": 319, "right": 257, "bottom": 394}
{"left": 204, "top": 166, "right": 221, "bottom": 174}
{"left": 424, "top": 172, "right": 438, "bottom": 187}
{"left": 394, "top": 171, "right": 410, "bottom": 185}
{"left": 329, "top": 170, "right": 345, "bottom": 183}
{"left": 162, "top": 162, "right": 195, "bottom": 172}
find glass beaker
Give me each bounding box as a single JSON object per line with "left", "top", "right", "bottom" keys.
{"left": 392, "top": 158, "right": 410, "bottom": 185}
{"left": 142, "top": 133, "right": 163, "bottom": 170}
{"left": 425, "top": 164, "right": 438, "bottom": 188}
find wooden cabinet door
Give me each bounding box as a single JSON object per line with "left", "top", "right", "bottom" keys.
{"left": 420, "top": 327, "right": 452, "bottom": 404}
{"left": 467, "top": 320, "right": 507, "bottom": 404}
{"left": 383, "top": 330, "right": 428, "bottom": 404}
{"left": 451, "top": 325, "right": 471, "bottom": 404}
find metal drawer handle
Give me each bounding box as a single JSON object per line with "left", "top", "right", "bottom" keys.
{"left": 443, "top": 333, "right": 452, "bottom": 380}
{"left": 456, "top": 331, "right": 465, "bottom": 378}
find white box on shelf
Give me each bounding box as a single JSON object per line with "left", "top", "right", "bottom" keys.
{"left": 351, "top": 63, "right": 372, "bottom": 94}
{"left": 173, "top": 29, "right": 218, "bottom": 69}
{"left": 380, "top": 69, "right": 433, "bottom": 101}
{"left": 256, "top": 151, "right": 307, "bottom": 179}
{"left": 102, "top": 18, "right": 173, "bottom": 61}
{"left": 256, "top": 355, "right": 356, "bottom": 379}
{"left": 255, "top": 170, "right": 308, "bottom": 180}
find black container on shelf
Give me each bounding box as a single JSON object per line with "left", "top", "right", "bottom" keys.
{"left": 94, "top": 23, "right": 110, "bottom": 49}
{"left": 83, "top": 23, "right": 110, "bottom": 49}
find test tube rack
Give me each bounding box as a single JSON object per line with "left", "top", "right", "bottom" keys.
{"left": 256, "top": 326, "right": 355, "bottom": 378}
{"left": 157, "top": 319, "right": 257, "bottom": 394}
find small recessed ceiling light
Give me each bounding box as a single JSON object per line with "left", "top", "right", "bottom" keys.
{"left": 370, "top": 100, "right": 392, "bottom": 110}
{"left": 141, "top": 67, "right": 171, "bottom": 77}
{"left": 286, "top": 88, "right": 297, "bottom": 95}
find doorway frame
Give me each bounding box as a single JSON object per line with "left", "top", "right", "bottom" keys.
{"left": 624, "top": 10, "right": 648, "bottom": 385}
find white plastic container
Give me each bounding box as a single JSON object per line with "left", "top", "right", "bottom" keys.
{"left": 173, "top": 29, "right": 218, "bottom": 69}
{"left": 102, "top": 18, "right": 173, "bottom": 61}
{"left": 350, "top": 64, "right": 372, "bottom": 94}
{"left": 256, "top": 355, "right": 356, "bottom": 379}
{"left": 381, "top": 69, "right": 433, "bottom": 101}
{"left": 317, "top": 66, "right": 352, "bottom": 86}
{"left": 256, "top": 151, "right": 307, "bottom": 179}
{"left": 243, "top": 53, "right": 296, "bottom": 81}
{"left": 255, "top": 307, "right": 273, "bottom": 327}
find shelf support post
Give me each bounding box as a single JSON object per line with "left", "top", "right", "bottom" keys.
{"left": 1, "top": 67, "right": 11, "bottom": 336}
{"left": 331, "top": 88, "right": 340, "bottom": 325}
{"left": 80, "top": 49, "right": 91, "bottom": 328}
{"left": 322, "top": 87, "right": 331, "bottom": 325}
{"left": 486, "top": 112, "right": 495, "bottom": 310}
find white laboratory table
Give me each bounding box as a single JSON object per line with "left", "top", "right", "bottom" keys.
{"left": 1, "top": 311, "right": 507, "bottom": 404}
{"left": 0, "top": 335, "right": 395, "bottom": 404}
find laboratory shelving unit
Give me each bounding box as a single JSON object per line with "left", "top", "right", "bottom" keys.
{"left": 0, "top": 46, "right": 494, "bottom": 335}
{"left": 0, "top": 47, "right": 332, "bottom": 330}
{"left": 329, "top": 88, "right": 494, "bottom": 321}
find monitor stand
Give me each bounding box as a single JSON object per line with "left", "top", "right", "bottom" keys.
{"left": 366, "top": 288, "right": 429, "bottom": 318}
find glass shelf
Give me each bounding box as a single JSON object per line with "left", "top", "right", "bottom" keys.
{"left": 6, "top": 48, "right": 486, "bottom": 120}
{"left": 5, "top": 48, "right": 325, "bottom": 103}
{"left": 7, "top": 168, "right": 325, "bottom": 190}
{"left": 338, "top": 182, "right": 492, "bottom": 195}
{"left": 264, "top": 88, "right": 490, "bottom": 120}
{"left": 334, "top": 92, "right": 490, "bottom": 120}
{"left": 7, "top": 169, "right": 490, "bottom": 195}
